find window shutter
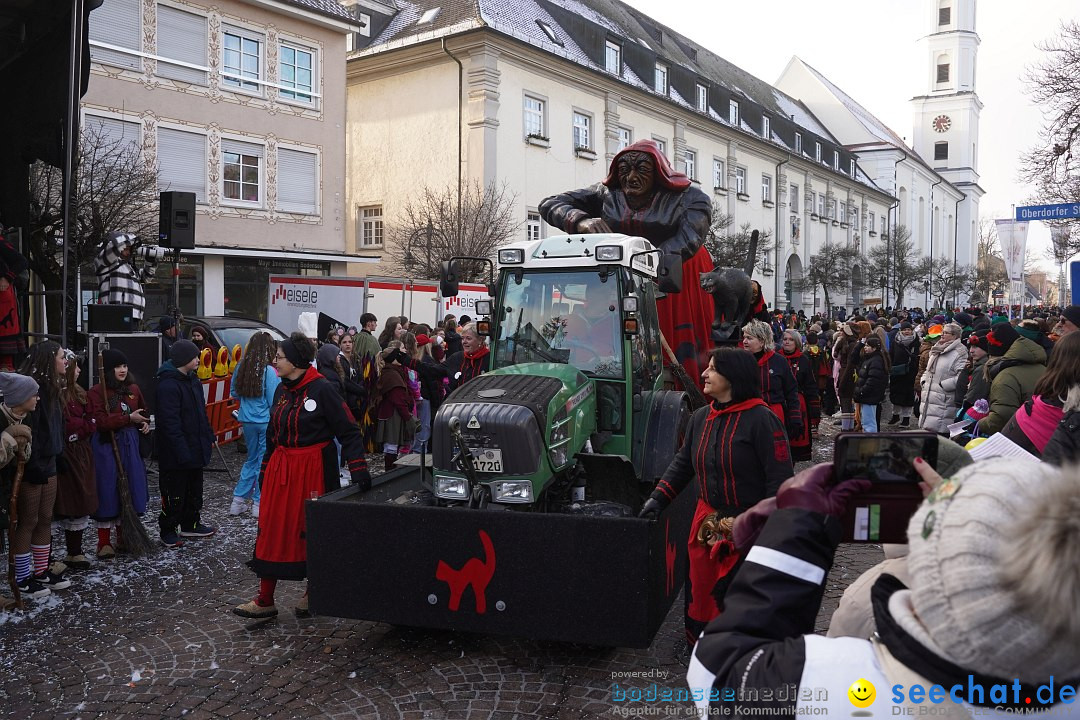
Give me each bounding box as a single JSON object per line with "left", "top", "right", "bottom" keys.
{"left": 85, "top": 115, "right": 142, "bottom": 158}
{"left": 221, "top": 138, "right": 264, "bottom": 158}
{"left": 277, "top": 149, "right": 317, "bottom": 214}
{"left": 158, "top": 128, "right": 207, "bottom": 201}
{"left": 89, "top": 0, "right": 141, "bottom": 69}
{"left": 157, "top": 5, "right": 208, "bottom": 85}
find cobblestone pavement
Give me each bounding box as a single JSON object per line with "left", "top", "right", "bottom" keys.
{"left": 1, "top": 417, "right": 881, "bottom": 719}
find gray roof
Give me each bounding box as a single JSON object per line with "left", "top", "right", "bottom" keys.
{"left": 359, "top": 0, "right": 888, "bottom": 196}
{"left": 286, "top": 0, "right": 355, "bottom": 22}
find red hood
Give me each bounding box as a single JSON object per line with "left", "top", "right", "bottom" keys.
{"left": 602, "top": 140, "right": 691, "bottom": 192}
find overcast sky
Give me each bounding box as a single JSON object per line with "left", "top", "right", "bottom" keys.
{"left": 624, "top": 0, "right": 1078, "bottom": 273}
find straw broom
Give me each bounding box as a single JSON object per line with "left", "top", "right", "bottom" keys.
{"left": 6, "top": 456, "right": 26, "bottom": 610}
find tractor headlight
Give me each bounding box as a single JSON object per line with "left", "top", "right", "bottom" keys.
{"left": 499, "top": 248, "right": 525, "bottom": 264}
{"left": 435, "top": 475, "right": 468, "bottom": 499}
{"left": 548, "top": 445, "right": 569, "bottom": 468}
{"left": 595, "top": 245, "right": 623, "bottom": 261}
{"left": 548, "top": 407, "right": 572, "bottom": 469}
{"left": 493, "top": 480, "right": 533, "bottom": 503}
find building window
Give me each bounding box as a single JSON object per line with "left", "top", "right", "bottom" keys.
{"left": 89, "top": 0, "right": 141, "bottom": 69}
{"left": 761, "top": 174, "right": 772, "bottom": 203}
{"left": 652, "top": 137, "right": 667, "bottom": 156}
{"left": 713, "top": 159, "right": 725, "bottom": 189}
{"left": 815, "top": 142, "right": 822, "bottom": 162}
{"left": 359, "top": 205, "right": 383, "bottom": 248}
{"left": 881, "top": 216, "right": 887, "bottom": 235}
{"left": 524, "top": 95, "right": 545, "bottom": 138}
{"left": 655, "top": 63, "right": 668, "bottom": 94}
{"left": 605, "top": 41, "right": 621, "bottom": 74}
{"left": 223, "top": 27, "right": 263, "bottom": 93}
{"left": 572, "top": 112, "right": 591, "bottom": 150}
{"left": 527, "top": 211, "right": 542, "bottom": 242}
{"left": 277, "top": 147, "right": 318, "bottom": 214}
{"left": 696, "top": 84, "right": 708, "bottom": 112}
{"left": 536, "top": 19, "right": 561, "bottom": 45}
{"left": 222, "top": 139, "right": 263, "bottom": 204}
{"left": 729, "top": 100, "right": 739, "bottom": 126}
{"left": 617, "top": 126, "right": 632, "bottom": 150}
{"left": 86, "top": 115, "right": 142, "bottom": 159}
{"left": 937, "top": 63, "right": 950, "bottom": 83}
{"left": 684, "top": 150, "right": 696, "bottom": 180}
{"left": 762, "top": 115, "right": 770, "bottom": 139}
{"left": 817, "top": 194, "right": 826, "bottom": 217}
{"left": 850, "top": 159, "right": 857, "bottom": 177}
{"left": 795, "top": 133, "right": 803, "bottom": 155}
{"left": 868, "top": 211, "right": 876, "bottom": 233}
{"left": 833, "top": 150, "right": 840, "bottom": 171}
{"left": 279, "top": 42, "right": 316, "bottom": 105}
{"left": 735, "top": 166, "right": 747, "bottom": 195}
{"left": 839, "top": 201, "right": 847, "bottom": 223}
{"left": 789, "top": 184, "right": 799, "bottom": 213}
{"left": 939, "top": 5, "right": 951, "bottom": 25}
{"left": 851, "top": 208, "right": 860, "bottom": 230}
{"left": 935, "top": 141, "right": 949, "bottom": 160}
{"left": 157, "top": 127, "right": 207, "bottom": 202}
{"left": 809, "top": 192, "right": 817, "bottom": 215}
{"left": 156, "top": 4, "right": 208, "bottom": 85}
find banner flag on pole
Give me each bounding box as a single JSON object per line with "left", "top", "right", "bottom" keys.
{"left": 996, "top": 219, "right": 1029, "bottom": 282}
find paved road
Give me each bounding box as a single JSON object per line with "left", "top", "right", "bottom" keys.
{"left": 1, "top": 418, "right": 881, "bottom": 719}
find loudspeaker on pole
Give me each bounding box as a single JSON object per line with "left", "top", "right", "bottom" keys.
{"left": 159, "top": 191, "right": 196, "bottom": 249}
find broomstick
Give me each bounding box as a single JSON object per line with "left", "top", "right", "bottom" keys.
{"left": 97, "top": 347, "right": 156, "bottom": 557}
{"left": 659, "top": 331, "right": 708, "bottom": 410}
{"left": 6, "top": 456, "right": 26, "bottom": 610}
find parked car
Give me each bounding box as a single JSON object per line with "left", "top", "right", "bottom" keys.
{"left": 179, "top": 316, "right": 286, "bottom": 353}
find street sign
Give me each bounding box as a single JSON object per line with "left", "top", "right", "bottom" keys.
{"left": 1072, "top": 261, "right": 1080, "bottom": 305}
{"left": 1015, "top": 203, "right": 1080, "bottom": 221}
{"left": 992, "top": 291, "right": 1005, "bottom": 298}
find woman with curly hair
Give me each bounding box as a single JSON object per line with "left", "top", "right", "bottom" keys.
{"left": 53, "top": 353, "right": 97, "bottom": 569}
{"left": 12, "top": 342, "right": 71, "bottom": 595}
{"left": 229, "top": 332, "right": 280, "bottom": 518}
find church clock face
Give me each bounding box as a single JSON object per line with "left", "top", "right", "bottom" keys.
{"left": 932, "top": 115, "right": 952, "bottom": 133}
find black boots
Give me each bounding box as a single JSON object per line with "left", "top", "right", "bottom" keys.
{"left": 384, "top": 453, "right": 398, "bottom": 472}
{"left": 887, "top": 414, "right": 901, "bottom": 425}
{"left": 900, "top": 417, "right": 911, "bottom": 428}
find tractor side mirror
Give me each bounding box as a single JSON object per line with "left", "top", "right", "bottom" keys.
{"left": 440, "top": 260, "right": 460, "bottom": 297}
{"left": 656, "top": 253, "right": 683, "bottom": 294}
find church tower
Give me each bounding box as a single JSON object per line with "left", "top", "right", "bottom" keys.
{"left": 911, "top": 0, "right": 984, "bottom": 270}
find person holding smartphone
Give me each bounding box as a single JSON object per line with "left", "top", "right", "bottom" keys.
{"left": 639, "top": 347, "right": 793, "bottom": 644}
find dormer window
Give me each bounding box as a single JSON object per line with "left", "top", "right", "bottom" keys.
{"left": 762, "top": 115, "right": 770, "bottom": 139}
{"left": 417, "top": 7, "right": 441, "bottom": 24}
{"left": 696, "top": 84, "right": 707, "bottom": 112}
{"left": 605, "top": 41, "right": 621, "bottom": 74}
{"left": 655, "top": 63, "right": 668, "bottom": 94}
{"left": 729, "top": 100, "right": 739, "bottom": 126}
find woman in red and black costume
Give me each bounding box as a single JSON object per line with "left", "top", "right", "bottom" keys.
{"left": 640, "top": 347, "right": 793, "bottom": 643}
{"left": 443, "top": 323, "right": 488, "bottom": 392}
{"left": 234, "top": 332, "right": 371, "bottom": 621}
{"left": 779, "top": 329, "right": 820, "bottom": 462}
{"left": 740, "top": 319, "right": 803, "bottom": 443}
{"left": 539, "top": 140, "right": 714, "bottom": 380}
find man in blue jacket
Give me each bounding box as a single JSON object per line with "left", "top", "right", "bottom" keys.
{"left": 155, "top": 339, "right": 215, "bottom": 547}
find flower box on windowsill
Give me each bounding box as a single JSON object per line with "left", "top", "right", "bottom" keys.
{"left": 737, "top": 192, "right": 750, "bottom": 202}
{"left": 763, "top": 200, "right": 775, "bottom": 208}
{"left": 810, "top": 213, "right": 819, "bottom": 220}
{"left": 574, "top": 147, "right": 597, "bottom": 160}
{"left": 526, "top": 134, "right": 551, "bottom": 148}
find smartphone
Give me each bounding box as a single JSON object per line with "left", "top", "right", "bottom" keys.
{"left": 833, "top": 432, "right": 939, "bottom": 544}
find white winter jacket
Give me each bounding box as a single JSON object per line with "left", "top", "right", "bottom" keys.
{"left": 918, "top": 338, "right": 967, "bottom": 433}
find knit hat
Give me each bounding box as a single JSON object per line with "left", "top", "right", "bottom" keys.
{"left": 169, "top": 339, "right": 200, "bottom": 367}
{"left": 966, "top": 328, "right": 991, "bottom": 352}
{"left": 906, "top": 459, "right": 1080, "bottom": 683}
{"left": 864, "top": 336, "right": 881, "bottom": 349}
{"left": 987, "top": 322, "right": 1019, "bottom": 357}
{"left": 157, "top": 315, "right": 177, "bottom": 332}
{"left": 932, "top": 314, "right": 946, "bottom": 324}
{"left": 900, "top": 321, "right": 912, "bottom": 330}
{"left": 927, "top": 324, "right": 943, "bottom": 338}
{"left": 0, "top": 372, "right": 39, "bottom": 407}
{"left": 1063, "top": 305, "right": 1080, "bottom": 328}
{"left": 953, "top": 311, "right": 972, "bottom": 328}
{"left": 991, "top": 315, "right": 1010, "bottom": 326}
{"left": 415, "top": 333, "right": 432, "bottom": 347}
{"left": 102, "top": 348, "right": 128, "bottom": 373}
{"left": 1016, "top": 320, "right": 1041, "bottom": 343}
{"left": 867, "top": 312, "right": 878, "bottom": 322}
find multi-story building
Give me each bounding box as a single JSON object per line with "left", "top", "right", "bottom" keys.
{"left": 343, "top": 0, "right": 896, "bottom": 314}
{"left": 83, "top": 0, "right": 370, "bottom": 322}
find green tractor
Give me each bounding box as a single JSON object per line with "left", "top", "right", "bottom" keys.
{"left": 307, "top": 234, "right": 698, "bottom": 647}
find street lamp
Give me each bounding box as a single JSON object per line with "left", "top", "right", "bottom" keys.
{"left": 924, "top": 280, "right": 930, "bottom": 310}
{"left": 879, "top": 275, "right": 886, "bottom": 309}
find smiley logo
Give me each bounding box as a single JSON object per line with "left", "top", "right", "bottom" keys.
{"left": 847, "top": 679, "right": 876, "bottom": 708}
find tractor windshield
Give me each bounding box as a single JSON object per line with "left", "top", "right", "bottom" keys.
{"left": 493, "top": 269, "right": 623, "bottom": 378}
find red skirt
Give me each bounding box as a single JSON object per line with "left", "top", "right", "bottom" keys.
{"left": 248, "top": 441, "right": 328, "bottom": 581}
{"left": 685, "top": 497, "right": 741, "bottom": 643}
{"left": 656, "top": 247, "right": 715, "bottom": 383}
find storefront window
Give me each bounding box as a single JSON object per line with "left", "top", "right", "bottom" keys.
{"left": 79, "top": 255, "right": 204, "bottom": 330}
{"left": 224, "top": 257, "right": 330, "bottom": 321}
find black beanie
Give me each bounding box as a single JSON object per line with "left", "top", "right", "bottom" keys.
{"left": 102, "top": 349, "right": 128, "bottom": 373}
{"left": 170, "top": 339, "right": 200, "bottom": 367}
{"left": 967, "top": 328, "right": 991, "bottom": 353}
{"left": 1063, "top": 306, "right": 1080, "bottom": 329}
{"left": 987, "top": 323, "right": 1019, "bottom": 357}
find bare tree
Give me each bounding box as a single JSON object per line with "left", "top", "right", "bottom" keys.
{"left": 383, "top": 181, "right": 521, "bottom": 282}
{"left": 702, "top": 207, "right": 774, "bottom": 273}
{"left": 1021, "top": 21, "right": 1080, "bottom": 204}
{"left": 866, "top": 225, "right": 926, "bottom": 307}
{"left": 923, "top": 256, "right": 972, "bottom": 309}
{"left": 970, "top": 220, "right": 1009, "bottom": 304}
{"left": 794, "top": 241, "right": 861, "bottom": 319}
{"left": 29, "top": 122, "right": 159, "bottom": 338}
